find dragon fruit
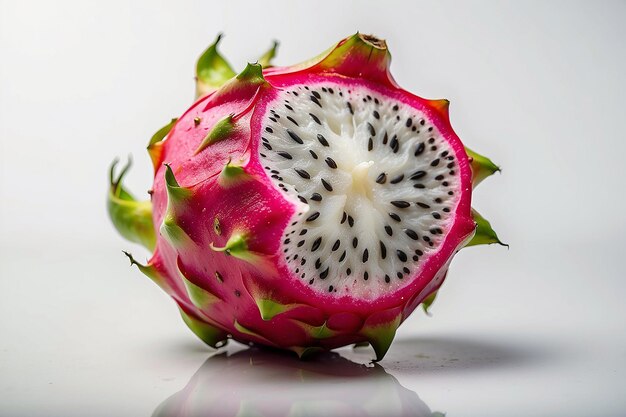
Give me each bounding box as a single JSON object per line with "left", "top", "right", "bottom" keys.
{"left": 108, "top": 33, "right": 504, "bottom": 361}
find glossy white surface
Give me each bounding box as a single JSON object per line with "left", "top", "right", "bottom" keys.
{"left": 1, "top": 1, "right": 625, "bottom": 416}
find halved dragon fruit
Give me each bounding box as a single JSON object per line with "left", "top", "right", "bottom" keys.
{"left": 108, "top": 33, "right": 504, "bottom": 361}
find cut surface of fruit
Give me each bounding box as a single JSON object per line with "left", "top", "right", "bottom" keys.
{"left": 259, "top": 82, "right": 468, "bottom": 299}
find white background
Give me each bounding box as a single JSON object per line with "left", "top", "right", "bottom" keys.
{"left": 1, "top": 1, "right": 625, "bottom": 416}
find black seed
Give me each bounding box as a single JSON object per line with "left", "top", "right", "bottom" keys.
{"left": 297, "top": 196, "right": 307, "bottom": 204}
{"left": 384, "top": 225, "right": 393, "bottom": 236}
{"left": 325, "top": 157, "right": 337, "bottom": 169}
{"left": 373, "top": 110, "right": 380, "bottom": 119}
{"left": 346, "top": 215, "right": 354, "bottom": 228}
{"left": 263, "top": 143, "right": 272, "bottom": 151}
{"left": 413, "top": 183, "right": 425, "bottom": 189}
{"left": 397, "top": 272, "right": 403, "bottom": 279}
{"left": 391, "top": 200, "right": 410, "bottom": 209}
{"left": 412, "top": 126, "right": 417, "bottom": 132}
{"left": 317, "top": 134, "right": 329, "bottom": 147}
{"left": 404, "top": 229, "right": 419, "bottom": 240}
{"left": 312, "top": 237, "right": 322, "bottom": 251}
{"left": 309, "top": 150, "right": 318, "bottom": 159}
{"left": 380, "top": 241, "right": 387, "bottom": 259}
{"left": 393, "top": 104, "right": 399, "bottom": 111}
{"left": 287, "top": 129, "right": 304, "bottom": 144}
{"left": 341, "top": 212, "right": 347, "bottom": 224}
{"left": 321, "top": 87, "right": 327, "bottom": 92}
{"left": 368, "top": 137, "right": 373, "bottom": 151}
{"left": 385, "top": 274, "right": 391, "bottom": 283}
{"left": 403, "top": 267, "right": 410, "bottom": 274}
{"left": 389, "top": 212, "right": 401, "bottom": 222}
{"left": 423, "top": 236, "right": 431, "bottom": 243}
{"left": 347, "top": 268, "right": 352, "bottom": 276}
{"left": 364, "top": 271, "right": 369, "bottom": 280}
{"left": 362, "top": 249, "right": 369, "bottom": 263}
{"left": 420, "top": 119, "right": 425, "bottom": 126}
{"left": 415, "top": 142, "right": 425, "bottom": 156}
{"left": 428, "top": 137, "right": 435, "bottom": 144}
{"left": 449, "top": 170, "right": 455, "bottom": 175}
{"left": 320, "top": 267, "right": 330, "bottom": 279}
{"left": 332, "top": 239, "right": 340, "bottom": 251}
{"left": 447, "top": 162, "right": 455, "bottom": 169}
{"left": 367, "top": 122, "right": 376, "bottom": 137}
{"left": 434, "top": 198, "right": 442, "bottom": 203}
{"left": 390, "top": 174, "right": 404, "bottom": 184}
{"left": 406, "top": 118, "right": 413, "bottom": 127}
{"left": 277, "top": 151, "right": 292, "bottom": 159}
{"left": 315, "top": 258, "right": 322, "bottom": 269}
{"left": 329, "top": 88, "right": 334, "bottom": 94}
{"left": 442, "top": 181, "right": 449, "bottom": 186}
{"left": 376, "top": 172, "right": 387, "bottom": 184}
{"left": 443, "top": 207, "right": 450, "bottom": 213}
{"left": 347, "top": 102, "right": 354, "bottom": 114}
{"left": 297, "top": 240, "right": 305, "bottom": 247}
{"left": 310, "top": 192, "right": 322, "bottom": 201}
{"left": 410, "top": 170, "right": 427, "bottom": 180}
{"left": 441, "top": 151, "right": 449, "bottom": 157}
{"left": 260, "top": 153, "right": 267, "bottom": 157}
{"left": 367, "top": 95, "right": 372, "bottom": 100}
{"left": 383, "top": 132, "right": 389, "bottom": 144}
{"left": 432, "top": 212, "right": 441, "bottom": 219}
{"left": 448, "top": 191, "right": 454, "bottom": 195}
{"left": 412, "top": 255, "right": 419, "bottom": 261}
{"left": 309, "top": 113, "right": 321, "bottom": 124}
{"left": 310, "top": 95, "right": 322, "bottom": 107}
{"left": 285, "top": 104, "right": 293, "bottom": 111}
{"left": 396, "top": 250, "right": 408, "bottom": 262}
{"left": 415, "top": 249, "right": 424, "bottom": 256}
{"left": 435, "top": 174, "right": 444, "bottom": 181}
{"left": 431, "top": 146, "right": 437, "bottom": 151}
{"left": 390, "top": 135, "right": 399, "bottom": 153}
{"left": 295, "top": 168, "right": 310, "bottom": 179}
{"left": 309, "top": 278, "right": 314, "bottom": 284}
{"left": 417, "top": 202, "right": 431, "bottom": 209}
{"left": 328, "top": 285, "right": 333, "bottom": 292}
{"left": 301, "top": 258, "right": 306, "bottom": 265}
{"left": 321, "top": 178, "right": 333, "bottom": 192}
{"left": 428, "top": 127, "right": 433, "bottom": 132}
{"left": 286, "top": 116, "right": 299, "bottom": 126}
{"left": 299, "top": 229, "right": 308, "bottom": 235}
{"left": 312, "top": 90, "right": 321, "bottom": 99}
{"left": 306, "top": 212, "right": 320, "bottom": 222}
{"left": 352, "top": 237, "right": 358, "bottom": 248}
{"left": 430, "top": 158, "right": 440, "bottom": 167}
{"left": 265, "top": 126, "right": 273, "bottom": 133}
{"left": 339, "top": 250, "right": 346, "bottom": 262}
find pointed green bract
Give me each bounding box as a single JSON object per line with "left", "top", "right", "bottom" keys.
{"left": 210, "top": 232, "right": 263, "bottom": 265}
{"left": 255, "top": 298, "right": 298, "bottom": 321}
{"left": 234, "top": 321, "right": 273, "bottom": 345}
{"left": 179, "top": 307, "right": 228, "bottom": 349}
{"left": 292, "top": 320, "right": 336, "bottom": 339}
{"left": 123, "top": 251, "right": 169, "bottom": 291}
{"left": 195, "top": 34, "right": 236, "bottom": 98}
{"left": 107, "top": 158, "right": 156, "bottom": 250}
{"left": 160, "top": 214, "right": 194, "bottom": 248}
{"left": 258, "top": 40, "right": 279, "bottom": 68}
{"left": 219, "top": 159, "right": 249, "bottom": 186}
{"left": 467, "top": 208, "right": 507, "bottom": 247}
{"left": 465, "top": 147, "right": 500, "bottom": 187}
{"left": 361, "top": 314, "right": 401, "bottom": 362}
{"left": 179, "top": 268, "right": 221, "bottom": 309}
{"left": 195, "top": 114, "right": 235, "bottom": 154}
{"left": 164, "top": 164, "right": 192, "bottom": 202}
{"left": 148, "top": 118, "right": 177, "bottom": 147}
{"left": 236, "top": 62, "right": 265, "bottom": 84}
{"left": 421, "top": 291, "right": 438, "bottom": 315}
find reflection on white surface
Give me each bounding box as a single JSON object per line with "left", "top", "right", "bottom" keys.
{"left": 153, "top": 347, "right": 439, "bottom": 417}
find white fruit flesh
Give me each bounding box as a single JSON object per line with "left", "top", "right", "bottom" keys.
{"left": 259, "top": 83, "right": 462, "bottom": 299}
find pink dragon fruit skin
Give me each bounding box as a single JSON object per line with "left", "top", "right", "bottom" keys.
{"left": 108, "top": 33, "right": 504, "bottom": 360}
